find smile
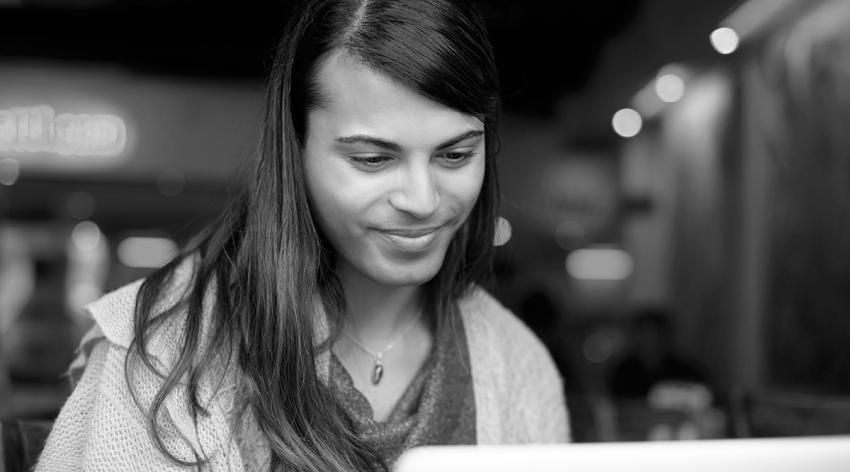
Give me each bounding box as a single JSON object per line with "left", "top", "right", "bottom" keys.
{"left": 377, "top": 227, "right": 441, "bottom": 252}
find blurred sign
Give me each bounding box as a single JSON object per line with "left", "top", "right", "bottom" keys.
{"left": 0, "top": 105, "right": 126, "bottom": 157}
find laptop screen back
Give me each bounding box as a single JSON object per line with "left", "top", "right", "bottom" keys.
{"left": 395, "top": 436, "right": 850, "bottom": 472}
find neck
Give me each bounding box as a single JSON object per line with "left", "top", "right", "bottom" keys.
{"left": 336, "top": 263, "right": 425, "bottom": 345}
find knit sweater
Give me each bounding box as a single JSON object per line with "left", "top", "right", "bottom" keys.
{"left": 35, "top": 260, "right": 569, "bottom": 471}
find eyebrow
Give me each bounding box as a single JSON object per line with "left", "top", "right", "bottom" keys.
{"left": 334, "top": 129, "right": 484, "bottom": 152}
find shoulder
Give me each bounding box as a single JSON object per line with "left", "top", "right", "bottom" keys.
{"left": 44, "top": 256, "right": 244, "bottom": 470}
{"left": 73, "top": 254, "right": 225, "bottom": 399}
{"left": 459, "top": 287, "right": 570, "bottom": 443}
{"left": 458, "top": 287, "right": 551, "bottom": 364}
{"left": 37, "top": 337, "right": 179, "bottom": 471}
{"left": 84, "top": 255, "right": 199, "bottom": 352}
{"left": 40, "top": 334, "right": 243, "bottom": 471}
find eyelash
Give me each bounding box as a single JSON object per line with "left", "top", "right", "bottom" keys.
{"left": 348, "top": 151, "right": 477, "bottom": 170}
{"left": 439, "top": 151, "right": 476, "bottom": 165}
{"left": 349, "top": 155, "right": 392, "bottom": 168}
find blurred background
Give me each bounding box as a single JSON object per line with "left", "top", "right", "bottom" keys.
{"left": 2, "top": 0, "right": 850, "bottom": 449}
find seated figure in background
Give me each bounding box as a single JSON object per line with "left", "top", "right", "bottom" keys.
{"left": 608, "top": 308, "right": 721, "bottom": 440}
{"left": 609, "top": 308, "right": 705, "bottom": 399}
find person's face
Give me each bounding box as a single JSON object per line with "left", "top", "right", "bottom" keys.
{"left": 303, "top": 51, "right": 486, "bottom": 288}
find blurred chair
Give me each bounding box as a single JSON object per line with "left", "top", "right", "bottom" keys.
{"left": 614, "top": 403, "right": 727, "bottom": 441}
{"left": 1, "top": 420, "right": 52, "bottom": 472}
{"left": 731, "top": 388, "right": 850, "bottom": 438}
{"left": 609, "top": 381, "right": 726, "bottom": 441}
{"left": 564, "top": 392, "right": 619, "bottom": 442}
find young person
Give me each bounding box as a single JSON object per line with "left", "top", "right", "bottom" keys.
{"left": 36, "top": 0, "right": 569, "bottom": 470}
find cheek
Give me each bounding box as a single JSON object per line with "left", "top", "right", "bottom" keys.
{"left": 305, "top": 169, "right": 356, "bottom": 242}
{"left": 303, "top": 153, "right": 381, "bottom": 252}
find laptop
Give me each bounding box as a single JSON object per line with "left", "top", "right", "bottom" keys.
{"left": 394, "top": 436, "right": 850, "bottom": 472}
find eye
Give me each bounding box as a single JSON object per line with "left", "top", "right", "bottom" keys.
{"left": 437, "top": 150, "right": 476, "bottom": 167}
{"left": 348, "top": 154, "right": 393, "bottom": 171}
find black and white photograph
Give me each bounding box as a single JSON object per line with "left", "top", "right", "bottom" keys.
{"left": 1, "top": 0, "right": 849, "bottom": 471}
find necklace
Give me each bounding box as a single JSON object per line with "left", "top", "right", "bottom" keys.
{"left": 343, "top": 309, "right": 424, "bottom": 385}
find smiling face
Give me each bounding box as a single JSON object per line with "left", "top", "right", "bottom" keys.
{"left": 302, "top": 51, "right": 486, "bottom": 289}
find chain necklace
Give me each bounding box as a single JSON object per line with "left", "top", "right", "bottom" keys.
{"left": 343, "top": 309, "right": 424, "bottom": 385}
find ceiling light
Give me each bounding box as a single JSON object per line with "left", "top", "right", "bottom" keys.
{"left": 566, "top": 247, "right": 634, "bottom": 281}
{"left": 655, "top": 73, "right": 686, "bottom": 103}
{"left": 612, "top": 108, "right": 643, "bottom": 138}
{"left": 117, "top": 236, "right": 178, "bottom": 269}
{"left": 710, "top": 27, "right": 740, "bottom": 54}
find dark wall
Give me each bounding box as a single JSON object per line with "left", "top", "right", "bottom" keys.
{"left": 756, "top": 1, "right": 850, "bottom": 394}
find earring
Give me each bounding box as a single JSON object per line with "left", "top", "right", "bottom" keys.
{"left": 494, "top": 216, "right": 512, "bottom": 246}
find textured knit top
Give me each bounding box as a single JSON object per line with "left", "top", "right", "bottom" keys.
{"left": 35, "top": 259, "right": 570, "bottom": 471}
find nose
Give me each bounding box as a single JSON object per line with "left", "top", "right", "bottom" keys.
{"left": 389, "top": 162, "right": 440, "bottom": 219}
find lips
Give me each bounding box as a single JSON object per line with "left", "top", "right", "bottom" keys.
{"left": 376, "top": 226, "right": 441, "bottom": 252}
{"left": 381, "top": 227, "right": 439, "bottom": 238}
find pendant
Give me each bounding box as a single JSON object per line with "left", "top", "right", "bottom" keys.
{"left": 372, "top": 360, "right": 384, "bottom": 385}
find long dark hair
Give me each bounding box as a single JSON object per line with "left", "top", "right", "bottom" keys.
{"left": 128, "top": 0, "right": 500, "bottom": 471}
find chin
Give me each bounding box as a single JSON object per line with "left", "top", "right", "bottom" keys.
{"left": 371, "top": 255, "right": 445, "bottom": 287}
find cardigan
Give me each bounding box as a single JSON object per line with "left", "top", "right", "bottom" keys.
{"left": 35, "top": 259, "right": 569, "bottom": 471}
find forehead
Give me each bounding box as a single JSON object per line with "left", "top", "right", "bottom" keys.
{"left": 307, "top": 50, "right": 483, "bottom": 145}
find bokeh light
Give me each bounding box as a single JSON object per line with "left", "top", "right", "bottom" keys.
{"left": 66, "top": 191, "right": 96, "bottom": 220}
{"left": 157, "top": 168, "right": 186, "bottom": 197}
{"left": 0, "top": 158, "right": 20, "bottom": 186}
{"left": 554, "top": 220, "right": 585, "bottom": 251}
{"left": 655, "top": 73, "right": 686, "bottom": 103}
{"left": 71, "top": 221, "right": 102, "bottom": 252}
{"left": 117, "top": 236, "right": 178, "bottom": 269}
{"left": 566, "top": 247, "right": 634, "bottom": 281}
{"left": 612, "top": 108, "right": 643, "bottom": 138}
{"left": 583, "top": 330, "right": 616, "bottom": 363}
{"left": 710, "top": 27, "right": 739, "bottom": 54}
